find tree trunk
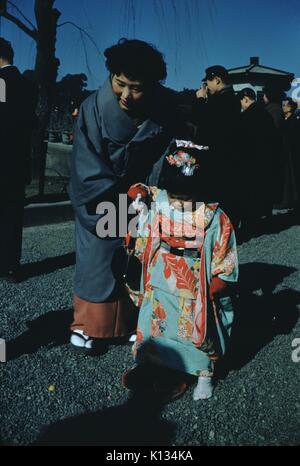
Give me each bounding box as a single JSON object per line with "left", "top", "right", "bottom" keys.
{"left": 33, "top": 0, "right": 60, "bottom": 197}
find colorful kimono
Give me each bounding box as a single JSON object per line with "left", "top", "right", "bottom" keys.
{"left": 127, "top": 188, "right": 238, "bottom": 376}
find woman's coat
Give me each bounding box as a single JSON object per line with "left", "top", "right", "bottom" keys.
{"left": 69, "top": 77, "right": 189, "bottom": 302}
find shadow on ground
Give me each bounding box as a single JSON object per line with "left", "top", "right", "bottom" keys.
{"left": 35, "top": 389, "right": 175, "bottom": 446}
{"left": 5, "top": 306, "right": 138, "bottom": 360}
{"left": 20, "top": 252, "right": 75, "bottom": 280}
{"left": 239, "top": 209, "right": 300, "bottom": 242}
{"left": 216, "top": 262, "right": 300, "bottom": 378}
{"left": 6, "top": 309, "right": 73, "bottom": 360}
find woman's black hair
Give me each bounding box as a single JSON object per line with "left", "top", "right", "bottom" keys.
{"left": 104, "top": 38, "right": 167, "bottom": 84}
{"left": 0, "top": 37, "right": 14, "bottom": 64}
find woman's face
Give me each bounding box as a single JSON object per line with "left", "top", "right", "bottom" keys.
{"left": 111, "top": 73, "right": 145, "bottom": 113}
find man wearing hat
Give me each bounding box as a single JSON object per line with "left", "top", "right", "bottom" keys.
{"left": 198, "top": 65, "right": 232, "bottom": 98}
{"left": 191, "top": 65, "right": 241, "bottom": 230}
{"left": 237, "top": 87, "right": 277, "bottom": 238}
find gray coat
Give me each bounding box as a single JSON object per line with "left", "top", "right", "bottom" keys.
{"left": 69, "top": 77, "right": 189, "bottom": 302}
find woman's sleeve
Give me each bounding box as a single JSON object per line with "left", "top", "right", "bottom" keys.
{"left": 69, "top": 94, "right": 118, "bottom": 232}
{"left": 210, "top": 210, "right": 238, "bottom": 283}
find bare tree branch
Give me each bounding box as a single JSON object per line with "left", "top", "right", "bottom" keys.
{"left": 7, "top": 1, "right": 37, "bottom": 31}
{"left": 79, "top": 28, "right": 93, "bottom": 78}
{"left": 0, "top": 10, "right": 37, "bottom": 39}
{"left": 57, "top": 21, "right": 102, "bottom": 59}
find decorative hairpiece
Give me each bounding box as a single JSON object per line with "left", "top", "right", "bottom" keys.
{"left": 175, "top": 139, "right": 209, "bottom": 151}
{"left": 166, "top": 140, "right": 209, "bottom": 176}
{"left": 166, "top": 150, "right": 200, "bottom": 176}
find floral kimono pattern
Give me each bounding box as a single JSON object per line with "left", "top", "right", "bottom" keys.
{"left": 126, "top": 188, "right": 238, "bottom": 376}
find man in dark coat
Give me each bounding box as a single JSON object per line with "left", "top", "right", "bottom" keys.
{"left": 187, "top": 65, "right": 241, "bottom": 229}
{"left": 0, "top": 38, "right": 37, "bottom": 281}
{"left": 278, "top": 97, "right": 300, "bottom": 210}
{"left": 263, "top": 84, "right": 285, "bottom": 129}
{"left": 69, "top": 39, "right": 190, "bottom": 353}
{"left": 238, "top": 88, "right": 278, "bottom": 238}
{"left": 262, "top": 84, "right": 286, "bottom": 208}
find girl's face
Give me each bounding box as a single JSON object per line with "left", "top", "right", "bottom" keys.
{"left": 111, "top": 73, "right": 145, "bottom": 113}
{"left": 168, "top": 193, "right": 194, "bottom": 211}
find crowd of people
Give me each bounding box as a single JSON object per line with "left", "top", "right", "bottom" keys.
{"left": 0, "top": 36, "right": 299, "bottom": 402}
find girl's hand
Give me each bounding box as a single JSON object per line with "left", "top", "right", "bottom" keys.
{"left": 132, "top": 193, "right": 145, "bottom": 212}
{"left": 128, "top": 183, "right": 149, "bottom": 200}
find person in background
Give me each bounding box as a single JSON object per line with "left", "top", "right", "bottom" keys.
{"left": 262, "top": 83, "right": 286, "bottom": 216}
{"left": 0, "top": 37, "right": 37, "bottom": 283}
{"left": 263, "top": 84, "right": 285, "bottom": 129}
{"left": 238, "top": 87, "right": 278, "bottom": 239}
{"left": 190, "top": 65, "right": 241, "bottom": 231}
{"left": 277, "top": 97, "right": 300, "bottom": 211}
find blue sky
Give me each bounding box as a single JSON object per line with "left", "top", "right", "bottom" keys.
{"left": 0, "top": 0, "right": 299, "bottom": 91}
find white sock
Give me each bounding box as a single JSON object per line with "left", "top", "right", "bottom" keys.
{"left": 193, "top": 376, "right": 213, "bottom": 400}
{"left": 70, "top": 329, "right": 91, "bottom": 348}
{"left": 129, "top": 334, "right": 137, "bottom": 342}
{"left": 73, "top": 329, "right": 91, "bottom": 339}
{"left": 84, "top": 337, "right": 94, "bottom": 349}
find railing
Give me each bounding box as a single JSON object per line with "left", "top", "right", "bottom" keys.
{"left": 47, "top": 130, "right": 73, "bottom": 144}
{"left": 45, "top": 168, "right": 70, "bottom": 194}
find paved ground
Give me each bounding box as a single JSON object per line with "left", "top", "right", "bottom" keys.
{"left": 0, "top": 213, "right": 299, "bottom": 446}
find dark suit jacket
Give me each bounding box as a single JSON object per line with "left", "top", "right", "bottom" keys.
{"left": 279, "top": 113, "right": 300, "bottom": 207}
{"left": 238, "top": 102, "right": 279, "bottom": 206}
{"left": 189, "top": 86, "right": 241, "bottom": 203}
{"left": 0, "top": 65, "right": 37, "bottom": 200}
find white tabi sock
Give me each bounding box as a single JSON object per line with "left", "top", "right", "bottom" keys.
{"left": 193, "top": 376, "right": 213, "bottom": 400}
{"left": 70, "top": 329, "right": 91, "bottom": 348}
{"left": 129, "top": 334, "right": 137, "bottom": 342}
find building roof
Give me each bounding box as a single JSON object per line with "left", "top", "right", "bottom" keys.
{"left": 228, "top": 57, "right": 294, "bottom": 78}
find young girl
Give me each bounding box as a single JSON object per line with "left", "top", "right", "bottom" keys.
{"left": 122, "top": 140, "right": 238, "bottom": 401}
